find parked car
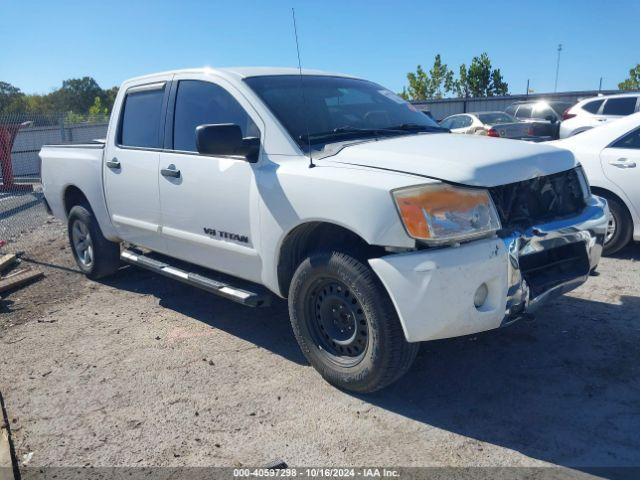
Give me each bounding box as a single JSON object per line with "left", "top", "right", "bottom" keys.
{"left": 553, "top": 112, "right": 640, "bottom": 254}
{"left": 40, "top": 67, "right": 608, "bottom": 393}
{"left": 506, "top": 100, "right": 574, "bottom": 139}
{"left": 559, "top": 93, "right": 640, "bottom": 139}
{"left": 439, "top": 111, "right": 551, "bottom": 141}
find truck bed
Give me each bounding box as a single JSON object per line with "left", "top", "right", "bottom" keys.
{"left": 39, "top": 142, "right": 119, "bottom": 241}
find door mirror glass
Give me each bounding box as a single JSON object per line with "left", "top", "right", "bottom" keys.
{"left": 196, "top": 124, "right": 260, "bottom": 162}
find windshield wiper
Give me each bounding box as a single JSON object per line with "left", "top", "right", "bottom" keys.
{"left": 299, "top": 127, "right": 387, "bottom": 144}
{"left": 299, "top": 124, "right": 448, "bottom": 145}
{"left": 382, "top": 123, "right": 449, "bottom": 132}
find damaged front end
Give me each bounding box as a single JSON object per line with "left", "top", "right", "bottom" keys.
{"left": 495, "top": 168, "right": 608, "bottom": 324}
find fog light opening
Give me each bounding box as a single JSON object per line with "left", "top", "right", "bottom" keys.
{"left": 474, "top": 283, "right": 489, "bottom": 309}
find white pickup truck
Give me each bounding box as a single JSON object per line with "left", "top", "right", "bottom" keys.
{"left": 40, "top": 67, "right": 609, "bottom": 392}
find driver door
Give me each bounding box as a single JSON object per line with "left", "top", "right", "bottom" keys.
{"left": 158, "top": 74, "right": 264, "bottom": 283}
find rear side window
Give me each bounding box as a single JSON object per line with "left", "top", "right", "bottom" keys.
{"left": 582, "top": 99, "right": 603, "bottom": 114}
{"left": 612, "top": 128, "right": 640, "bottom": 149}
{"left": 515, "top": 105, "right": 532, "bottom": 119}
{"left": 459, "top": 116, "right": 473, "bottom": 127}
{"left": 602, "top": 97, "right": 637, "bottom": 116}
{"left": 505, "top": 105, "right": 517, "bottom": 116}
{"left": 532, "top": 104, "right": 558, "bottom": 121}
{"left": 173, "top": 80, "right": 259, "bottom": 152}
{"left": 119, "top": 85, "right": 165, "bottom": 148}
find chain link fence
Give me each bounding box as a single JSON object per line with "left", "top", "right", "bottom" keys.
{"left": 0, "top": 113, "right": 109, "bottom": 252}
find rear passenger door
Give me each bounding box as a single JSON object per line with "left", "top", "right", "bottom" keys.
{"left": 158, "top": 74, "right": 264, "bottom": 283}
{"left": 104, "top": 79, "right": 170, "bottom": 251}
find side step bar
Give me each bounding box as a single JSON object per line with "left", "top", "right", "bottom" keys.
{"left": 120, "top": 250, "right": 271, "bottom": 307}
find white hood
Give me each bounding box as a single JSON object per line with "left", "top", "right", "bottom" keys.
{"left": 323, "top": 133, "right": 577, "bottom": 187}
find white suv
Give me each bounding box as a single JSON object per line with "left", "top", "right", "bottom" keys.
{"left": 559, "top": 93, "right": 640, "bottom": 139}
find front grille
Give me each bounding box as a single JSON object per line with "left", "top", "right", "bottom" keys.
{"left": 489, "top": 168, "right": 585, "bottom": 230}
{"left": 519, "top": 242, "right": 590, "bottom": 297}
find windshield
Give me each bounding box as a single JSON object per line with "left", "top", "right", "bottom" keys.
{"left": 244, "top": 75, "right": 445, "bottom": 151}
{"left": 477, "top": 112, "right": 517, "bottom": 125}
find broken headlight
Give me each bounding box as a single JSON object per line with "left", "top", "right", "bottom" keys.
{"left": 575, "top": 165, "right": 591, "bottom": 200}
{"left": 392, "top": 183, "right": 501, "bottom": 245}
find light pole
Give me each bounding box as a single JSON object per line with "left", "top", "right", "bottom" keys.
{"left": 554, "top": 43, "right": 563, "bottom": 93}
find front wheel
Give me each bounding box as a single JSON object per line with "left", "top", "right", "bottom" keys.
{"left": 68, "top": 204, "right": 121, "bottom": 279}
{"left": 288, "top": 251, "right": 419, "bottom": 393}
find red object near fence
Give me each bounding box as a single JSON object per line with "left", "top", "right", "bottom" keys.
{"left": 0, "top": 121, "right": 33, "bottom": 191}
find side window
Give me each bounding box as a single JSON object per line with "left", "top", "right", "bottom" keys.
{"left": 440, "top": 118, "right": 454, "bottom": 129}
{"left": 582, "top": 99, "right": 604, "bottom": 114}
{"left": 602, "top": 97, "right": 637, "bottom": 116}
{"left": 119, "top": 85, "right": 165, "bottom": 148}
{"left": 173, "top": 80, "right": 259, "bottom": 153}
{"left": 459, "top": 116, "right": 473, "bottom": 128}
{"left": 505, "top": 105, "right": 517, "bottom": 116}
{"left": 533, "top": 105, "right": 557, "bottom": 121}
{"left": 515, "top": 105, "right": 532, "bottom": 119}
{"left": 612, "top": 128, "right": 640, "bottom": 150}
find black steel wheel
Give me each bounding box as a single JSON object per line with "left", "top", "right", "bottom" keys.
{"left": 308, "top": 278, "right": 369, "bottom": 366}
{"left": 288, "top": 251, "right": 419, "bottom": 393}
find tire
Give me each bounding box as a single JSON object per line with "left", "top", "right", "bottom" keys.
{"left": 288, "top": 251, "right": 419, "bottom": 393}
{"left": 68, "top": 204, "right": 121, "bottom": 279}
{"left": 601, "top": 194, "right": 633, "bottom": 256}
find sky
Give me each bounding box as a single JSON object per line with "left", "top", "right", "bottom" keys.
{"left": 1, "top": 0, "right": 638, "bottom": 96}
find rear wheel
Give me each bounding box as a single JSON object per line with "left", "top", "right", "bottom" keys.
{"left": 68, "top": 204, "right": 120, "bottom": 279}
{"left": 288, "top": 251, "right": 419, "bottom": 393}
{"left": 601, "top": 194, "right": 633, "bottom": 256}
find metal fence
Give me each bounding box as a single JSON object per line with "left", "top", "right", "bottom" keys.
{"left": 0, "top": 113, "right": 109, "bottom": 251}
{"left": 411, "top": 89, "right": 625, "bottom": 121}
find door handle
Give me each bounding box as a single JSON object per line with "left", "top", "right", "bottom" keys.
{"left": 161, "top": 165, "right": 181, "bottom": 178}
{"left": 609, "top": 158, "right": 637, "bottom": 168}
{"left": 106, "top": 158, "right": 121, "bottom": 169}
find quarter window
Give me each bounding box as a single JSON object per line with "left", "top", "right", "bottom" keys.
{"left": 582, "top": 99, "right": 604, "bottom": 114}
{"left": 119, "top": 86, "right": 165, "bottom": 148}
{"left": 602, "top": 97, "right": 637, "bottom": 116}
{"left": 612, "top": 128, "right": 640, "bottom": 149}
{"left": 173, "top": 80, "right": 259, "bottom": 153}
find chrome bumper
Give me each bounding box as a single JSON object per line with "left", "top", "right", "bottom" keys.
{"left": 502, "top": 195, "right": 609, "bottom": 324}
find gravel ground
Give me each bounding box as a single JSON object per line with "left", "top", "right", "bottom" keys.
{"left": 0, "top": 219, "right": 639, "bottom": 475}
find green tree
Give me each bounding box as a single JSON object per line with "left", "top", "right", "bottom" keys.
{"left": 404, "top": 55, "right": 455, "bottom": 100}
{"left": 455, "top": 53, "right": 508, "bottom": 97}
{"left": 491, "top": 68, "right": 509, "bottom": 95}
{"left": 50, "top": 76, "right": 103, "bottom": 114}
{"left": 88, "top": 96, "right": 108, "bottom": 117}
{"left": 619, "top": 64, "right": 640, "bottom": 91}
{"left": 452, "top": 64, "right": 470, "bottom": 97}
{"left": 0, "top": 81, "right": 24, "bottom": 113}
{"left": 103, "top": 86, "right": 119, "bottom": 112}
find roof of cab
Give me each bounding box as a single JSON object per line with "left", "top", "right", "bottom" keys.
{"left": 124, "top": 66, "right": 357, "bottom": 84}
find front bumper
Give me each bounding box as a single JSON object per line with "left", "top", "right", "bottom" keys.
{"left": 369, "top": 195, "right": 609, "bottom": 343}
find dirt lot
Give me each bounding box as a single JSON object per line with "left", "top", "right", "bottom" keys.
{"left": 1, "top": 219, "right": 639, "bottom": 474}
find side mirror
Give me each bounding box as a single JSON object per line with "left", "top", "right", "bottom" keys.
{"left": 195, "top": 124, "right": 260, "bottom": 162}
{"left": 544, "top": 115, "right": 555, "bottom": 122}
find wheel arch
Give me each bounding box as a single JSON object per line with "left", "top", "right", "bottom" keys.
{"left": 63, "top": 185, "right": 92, "bottom": 217}
{"left": 276, "top": 221, "right": 385, "bottom": 298}
{"left": 590, "top": 186, "right": 633, "bottom": 220}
